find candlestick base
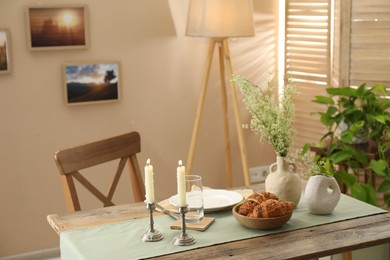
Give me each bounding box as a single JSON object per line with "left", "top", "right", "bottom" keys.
{"left": 172, "top": 206, "right": 196, "bottom": 246}
{"left": 172, "top": 232, "right": 195, "bottom": 246}
{"left": 141, "top": 229, "right": 164, "bottom": 242}
{"left": 141, "top": 202, "right": 163, "bottom": 242}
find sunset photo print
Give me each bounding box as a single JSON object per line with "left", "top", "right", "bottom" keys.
{"left": 26, "top": 5, "right": 89, "bottom": 50}
{"left": 63, "top": 62, "right": 120, "bottom": 105}
{"left": 0, "top": 29, "right": 11, "bottom": 74}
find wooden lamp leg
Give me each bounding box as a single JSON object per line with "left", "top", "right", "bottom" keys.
{"left": 186, "top": 39, "right": 217, "bottom": 174}
{"left": 186, "top": 38, "right": 250, "bottom": 187}
{"left": 217, "top": 40, "right": 233, "bottom": 187}
{"left": 222, "top": 39, "right": 251, "bottom": 186}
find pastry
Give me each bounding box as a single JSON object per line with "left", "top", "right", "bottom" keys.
{"left": 237, "top": 198, "right": 260, "bottom": 216}
{"left": 238, "top": 192, "right": 295, "bottom": 218}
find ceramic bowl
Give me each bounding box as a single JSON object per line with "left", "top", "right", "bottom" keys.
{"left": 232, "top": 203, "right": 292, "bottom": 230}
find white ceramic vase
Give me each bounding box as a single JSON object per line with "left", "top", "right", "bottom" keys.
{"left": 265, "top": 156, "right": 302, "bottom": 206}
{"left": 305, "top": 175, "right": 341, "bottom": 215}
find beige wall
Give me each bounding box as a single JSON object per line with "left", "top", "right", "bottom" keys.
{"left": 0, "top": 0, "right": 278, "bottom": 256}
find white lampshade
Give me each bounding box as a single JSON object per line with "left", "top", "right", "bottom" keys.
{"left": 186, "top": 0, "right": 255, "bottom": 38}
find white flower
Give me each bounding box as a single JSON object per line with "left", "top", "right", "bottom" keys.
{"left": 232, "top": 73, "right": 297, "bottom": 157}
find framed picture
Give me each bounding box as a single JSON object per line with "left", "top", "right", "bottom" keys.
{"left": 25, "top": 5, "right": 89, "bottom": 51}
{"left": 0, "top": 28, "right": 11, "bottom": 74}
{"left": 63, "top": 62, "right": 121, "bottom": 106}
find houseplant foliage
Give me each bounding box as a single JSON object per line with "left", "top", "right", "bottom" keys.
{"left": 312, "top": 83, "right": 390, "bottom": 207}
{"left": 232, "top": 74, "right": 297, "bottom": 157}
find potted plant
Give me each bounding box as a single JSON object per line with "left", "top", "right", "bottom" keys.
{"left": 232, "top": 74, "right": 302, "bottom": 205}
{"left": 312, "top": 83, "right": 390, "bottom": 207}
{"left": 288, "top": 148, "right": 341, "bottom": 214}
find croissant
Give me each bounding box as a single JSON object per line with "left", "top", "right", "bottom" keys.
{"left": 238, "top": 198, "right": 260, "bottom": 216}
{"left": 238, "top": 192, "right": 295, "bottom": 218}
{"left": 247, "top": 191, "right": 279, "bottom": 203}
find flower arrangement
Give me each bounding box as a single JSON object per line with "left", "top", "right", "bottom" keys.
{"left": 232, "top": 74, "right": 297, "bottom": 157}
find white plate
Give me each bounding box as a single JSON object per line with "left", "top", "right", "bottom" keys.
{"left": 169, "top": 189, "right": 244, "bottom": 213}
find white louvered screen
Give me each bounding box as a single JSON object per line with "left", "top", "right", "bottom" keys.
{"left": 284, "top": 0, "right": 331, "bottom": 151}
{"left": 331, "top": 0, "right": 341, "bottom": 87}
{"left": 349, "top": 0, "right": 390, "bottom": 88}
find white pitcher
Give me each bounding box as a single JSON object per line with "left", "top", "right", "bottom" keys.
{"left": 305, "top": 174, "right": 341, "bottom": 215}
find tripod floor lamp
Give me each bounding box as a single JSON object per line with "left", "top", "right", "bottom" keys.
{"left": 185, "top": 0, "right": 255, "bottom": 187}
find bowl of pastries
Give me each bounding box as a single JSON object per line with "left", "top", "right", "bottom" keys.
{"left": 232, "top": 191, "right": 295, "bottom": 230}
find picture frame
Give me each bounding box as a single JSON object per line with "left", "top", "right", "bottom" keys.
{"left": 0, "top": 28, "right": 11, "bottom": 74}
{"left": 63, "top": 62, "right": 121, "bottom": 106}
{"left": 25, "top": 5, "right": 89, "bottom": 51}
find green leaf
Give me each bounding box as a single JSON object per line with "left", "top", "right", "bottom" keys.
{"left": 327, "top": 106, "right": 338, "bottom": 116}
{"left": 340, "top": 131, "right": 353, "bottom": 143}
{"left": 333, "top": 171, "right": 343, "bottom": 185}
{"left": 327, "top": 87, "right": 357, "bottom": 97}
{"left": 313, "top": 96, "right": 334, "bottom": 105}
{"left": 320, "top": 113, "right": 334, "bottom": 126}
{"left": 378, "top": 180, "right": 390, "bottom": 192}
{"left": 340, "top": 171, "right": 356, "bottom": 187}
{"left": 351, "top": 183, "right": 367, "bottom": 202}
{"left": 302, "top": 143, "right": 310, "bottom": 154}
{"left": 382, "top": 101, "right": 390, "bottom": 110}
{"left": 327, "top": 143, "right": 338, "bottom": 154}
{"left": 330, "top": 150, "right": 352, "bottom": 163}
{"left": 366, "top": 114, "right": 376, "bottom": 124}
{"left": 384, "top": 194, "right": 390, "bottom": 207}
{"left": 381, "top": 141, "right": 390, "bottom": 151}
{"left": 375, "top": 115, "right": 390, "bottom": 124}
{"left": 370, "top": 160, "right": 387, "bottom": 176}
{"left": 351, "top": 149, "right": 368, "bottom": 165}
{"left": 371, "top": 84, "right": 387, "bottom": 95}
{"left": 324, "top": 158, "right": 333, "bottom": 174}
{"left": 362, "top": 184, "right": 377, "bottom": 206}
{"left": 350, "top": 183, "right": 377, "bottom": 205}
{"left": 351, "top": 120, "right": 365, "bottom": 129}
{"left": 356, "top": 84, "right": 366, "bottom": 97}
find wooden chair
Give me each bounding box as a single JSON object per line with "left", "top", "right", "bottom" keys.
{"left": 54, "top": 132, "right": 145, "bottom": 212}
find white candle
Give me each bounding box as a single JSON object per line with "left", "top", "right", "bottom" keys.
{"left": 176, "top": 160, "right": 186, "bottom": 207}
{"left": 144, "top": 158, "right": 155, "bottom": 203}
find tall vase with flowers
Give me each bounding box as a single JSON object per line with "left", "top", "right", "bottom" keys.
{"left": 232, "top": 74, "right": 302, "bottom": 205}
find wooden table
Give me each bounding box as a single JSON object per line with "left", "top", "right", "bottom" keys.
{"left": 47, "top": 184, "right": 390, "bottom": 260}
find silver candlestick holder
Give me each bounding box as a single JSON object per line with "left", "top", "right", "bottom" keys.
{"left": 172, "top": 205, "right": 195, "bottom": 246}
{"left": 141, "top": 202, "right": 163, "bottom": 242}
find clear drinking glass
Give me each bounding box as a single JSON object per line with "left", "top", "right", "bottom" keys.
{"left": 185, "top": 175, "right": 204, "bottom": 223}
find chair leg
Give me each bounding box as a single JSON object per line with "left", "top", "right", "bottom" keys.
{"left": 60, "top": 175, "right": 80, "bottom": 212}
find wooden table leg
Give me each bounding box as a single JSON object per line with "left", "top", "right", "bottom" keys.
{"left": 342, "top": 252, "right": 352, "bottom": 260}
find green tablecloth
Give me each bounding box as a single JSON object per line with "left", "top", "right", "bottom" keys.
{"left": 60, "top": 194, "right": 387, "bottom": 259}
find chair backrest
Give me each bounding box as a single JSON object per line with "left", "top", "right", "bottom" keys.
{"left": 54, "top": 132, "right": 145, "bottom": 212}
